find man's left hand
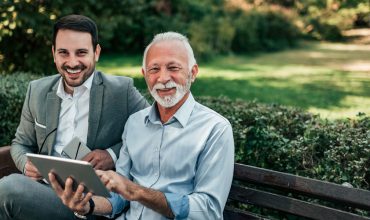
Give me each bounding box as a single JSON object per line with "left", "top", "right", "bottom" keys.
{"left": 48, "top": 172, "right": 92, "bottom": 215}
{"left": 82, "top": 150, "right": 114, "bottom": 170}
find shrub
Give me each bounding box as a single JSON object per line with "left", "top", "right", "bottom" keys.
{"left": 0, "top": 72, "right": 40, "bottom": 146}
{"left": 0, "top": 0, "right": 304, "bottom": 73}
{"left": 231, "top": 7, "right": 300, "bottom": 52}
{"left": 197, "top": 96, "right": 369, "bottom": 189}
{"left": 1, "top": 75, "right": 368, "bottom": 189}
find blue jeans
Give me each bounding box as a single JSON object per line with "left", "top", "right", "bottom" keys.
{"left": 0, "top": 174, "right": 76, "bottom": 220}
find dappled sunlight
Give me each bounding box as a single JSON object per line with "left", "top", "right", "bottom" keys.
{"left": 318, "top": 42, "right": 370, "bottom": 51}
{"left": 99, "top": 41, "right": 370, "bottom": 119}
{"left": 341, "top": 62, "right": 370, "bottom": 72}
{"left": 309, "top": 95, "right": 370, "bottom": 119}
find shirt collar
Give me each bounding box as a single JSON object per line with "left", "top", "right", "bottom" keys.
{"left": 145, "top": 93, "right": 195, "bottom": 127}
{"left": 56, "top": 71, "right": 95, "bottom": 99}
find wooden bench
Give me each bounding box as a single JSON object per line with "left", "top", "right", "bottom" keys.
{"left": 1, "top": 146, "right": 369, "bottom": 219}
{"left": 0, "top": 146, "right": 20, "bottom": 177}
{"left": 224, "top": 163, "right": 370, "bottom": 219}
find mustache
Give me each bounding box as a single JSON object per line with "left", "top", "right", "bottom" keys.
{"left": 152, "top": 81, "right": 177, "bottom": 90}
{"left": 62, "top": 64, "right": 86, "bottom": 71}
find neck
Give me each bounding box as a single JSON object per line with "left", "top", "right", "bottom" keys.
{"left": 63, "top": 80, "right": 74, "bottom": 95}
{"left": 157, "top": 92, "right": 189, "bottom": 124}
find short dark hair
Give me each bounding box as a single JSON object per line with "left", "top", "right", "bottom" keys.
{"left": 53, "top": 14, "right": 98, "bottom": 51}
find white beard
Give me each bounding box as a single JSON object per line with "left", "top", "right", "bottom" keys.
{"left": 150, "top": 78, "right": 191, "bottom": 108}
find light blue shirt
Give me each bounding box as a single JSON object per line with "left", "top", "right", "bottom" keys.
{"left": 108, "top": 93, "right": 234, "bottom": 219}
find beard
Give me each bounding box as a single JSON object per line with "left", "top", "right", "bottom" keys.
{"left": 60, "top": 63, "right": 91, "bottom": 88}
{"left": 149, "top": 75, "right": 192, "bottom": 108}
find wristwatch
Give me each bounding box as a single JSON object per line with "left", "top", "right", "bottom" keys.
{"left": 74, "top": 198, "right": 95, "bottom": 219}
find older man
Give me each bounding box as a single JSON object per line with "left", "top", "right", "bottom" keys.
{"left": 50, "top": 32, "right": 234, "bottom": 219}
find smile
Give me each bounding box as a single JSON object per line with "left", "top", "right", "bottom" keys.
{"left": 66, "top": 68, "right": 81, "bottom": 74}
{"left": 157, "top": 87, "right": 176, "bottom": 95}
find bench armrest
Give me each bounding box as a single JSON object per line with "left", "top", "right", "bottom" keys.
{"left": 0, "top": 146, "right": 20, "bottom": 178}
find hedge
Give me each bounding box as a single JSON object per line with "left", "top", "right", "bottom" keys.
{"left": 1, "top": 73, "right": 369, "bottom": 189}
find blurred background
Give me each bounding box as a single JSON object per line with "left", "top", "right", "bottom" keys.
{"left": 0, "top": 0, "right": 369, "bottom": 119}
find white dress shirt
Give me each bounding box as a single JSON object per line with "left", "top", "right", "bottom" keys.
{"left": 53, "top": 72, "right": 116, "bottom": 162}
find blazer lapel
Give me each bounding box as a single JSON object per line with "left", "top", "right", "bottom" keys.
{"left": 87, "top": 72, "right": 104, "bottom": 148}
{"left": 45, "top": 82, "right": 61, "bottom": 155}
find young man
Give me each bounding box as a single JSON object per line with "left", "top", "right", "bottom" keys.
{"left": 0, "top": 14, "right": 148, "bottom": 220}
{"left": 50, "top": 32, "right": 235, "bottom": 219}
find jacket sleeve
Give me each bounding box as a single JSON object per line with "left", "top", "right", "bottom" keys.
{"left": 11, "top": 83, "right": 38, "bottom": 172}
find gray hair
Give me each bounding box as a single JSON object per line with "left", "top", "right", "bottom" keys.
{"left": 142, "top": 32, "right": 196, "bottom": 72}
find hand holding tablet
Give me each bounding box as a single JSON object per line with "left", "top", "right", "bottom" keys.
{"left": 26, "top": 153, "right": 111, "bottom": 197}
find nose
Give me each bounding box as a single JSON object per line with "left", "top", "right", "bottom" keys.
{"left": 65, "top": 54, "right": 80, "bottom": 67}
{"left": 157, "top": 68, "right": 171, "bottom": 84}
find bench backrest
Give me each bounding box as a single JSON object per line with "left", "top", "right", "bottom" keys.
{"left": 224, "top": 163, "right": 370, "bottom": 220}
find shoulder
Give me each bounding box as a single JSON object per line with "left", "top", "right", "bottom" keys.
{"left": 193, "top": 101, "right": 231, "bottom": 127}
{"left": 97, "top": 71, "right": 133, "bottom": 88}
{"left": 126, "top": 106, "right": 151, "bottom": 124}
{"left": 129, "top": 106, "right": 151, "bottom": 119}
{"left": 29, "top": 74, "right": 60, "bottom": 85}
{"left": 28, "top": 74, "right": 60, "bottom": 92}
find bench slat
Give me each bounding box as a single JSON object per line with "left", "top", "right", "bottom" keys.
{"left": 234, "top": 163, "right": 370, "bottom": 210}
{"left": 229, "top": 185, "right": 370, "bottom": 220}
{"left": 224, "top": 207, "right": 266, "bottom": 220}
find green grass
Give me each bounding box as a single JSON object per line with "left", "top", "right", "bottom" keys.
{"left": 97, "top": 41, "right": 370, "bottom": 119}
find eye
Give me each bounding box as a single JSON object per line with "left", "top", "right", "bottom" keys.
{"left": 168, "top": 66, "right": 181, "bottom": 72}
{"left": 58, "top": 50, "right": 68, "bottom": 56}
{"left": 148, "top": 67, "right": 160, "bottom": 74}
{"left": 77, "top": 50, "right": 88, "bottom": 56}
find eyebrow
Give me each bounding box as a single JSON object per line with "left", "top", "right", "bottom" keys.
{"left": 56, "top": 48, "right": 89, "bottom": 52}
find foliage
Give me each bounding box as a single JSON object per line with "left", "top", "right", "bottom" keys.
{"left": 0, "top": 0, "right": 318, "bottom": 73}
{"left": 196, "top": 96, "right": 369, "bottom": 189}
{"left": 1, "top": 74, "right": 368, "bottom": 189}
{"left": 230, "top": 6, "right": 300, "bottom": 52}
{"left": 0, "top": 72, "right": 40, "bottom": 146}
{"left": 295, "top": 0, "right": 369, "bottom": 40}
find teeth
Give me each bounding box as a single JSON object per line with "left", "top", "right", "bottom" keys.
{"left": 66, "top": 69, "right": 80, "bottom": 74}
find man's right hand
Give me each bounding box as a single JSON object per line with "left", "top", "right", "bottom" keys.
{"left": 24, "top": 160, "right": 43, "bottom": 181}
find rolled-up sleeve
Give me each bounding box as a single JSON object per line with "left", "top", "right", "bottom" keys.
{"left": 105, "top": 192, "right": 128, "bottom": 218}
{"left": 164, "top": 193, "right": 189, "bottom": 219}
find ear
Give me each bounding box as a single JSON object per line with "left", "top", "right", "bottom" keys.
{"left": 52, "top": 46, "right": 56, "bottom": 63}
{"left": 95, "top": 44, "right": 101, "bottom": 62}
{"left": 190, "top": 64, "right": 198, "bottom": 83}
{"left": 141, "top": 68, "right": 145, "bottom": 77}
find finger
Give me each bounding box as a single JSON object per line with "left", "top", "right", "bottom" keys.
{"left": 73, "top": 184, "right": 85, "bottom": 203}
{"left": 26, "top": 169, "right": 41, "bottom": 179}
{"left": 64, "top": 177, "right": 74, "bottom": 195}
{"left": 89, "top": 158, "right": 98, "bottom": 168}
{"left": 94, "top": 161, "right": 103, "bottom": 170}
{"left": 95, "top": 170, "right": 106, "bottom": 178}
{"left": 48, "top": 172, "right": 64, "bottom": 196}
{"left": 81, "top": 152, "right": 94, "bottom": 162}
{"left": 25, "top": 162, "right": 42, "bottom": 178}
{"left": 83, "top": 192, "right": 93, "bottom": 204}
{"left": 27, "top": 161, "right": 40, "bottom": 172}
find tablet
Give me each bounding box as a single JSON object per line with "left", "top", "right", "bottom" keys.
{"left": 26, "top": 153, "right": 111, "bottom": 197}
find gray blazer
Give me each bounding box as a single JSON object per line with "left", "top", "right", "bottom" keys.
{"left": 11, "top": 71, "right": 148, "bottom": 172}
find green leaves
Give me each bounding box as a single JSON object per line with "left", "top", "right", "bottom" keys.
{"left": 197, "top": 96, "right": 369, "bottom": 189}
{"left": 1, "top": 76, "right": 368, "bottom": 189}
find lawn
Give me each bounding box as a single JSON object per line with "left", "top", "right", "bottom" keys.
{"left": 97, "top": 41, "right": 370, "bottom": 120}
